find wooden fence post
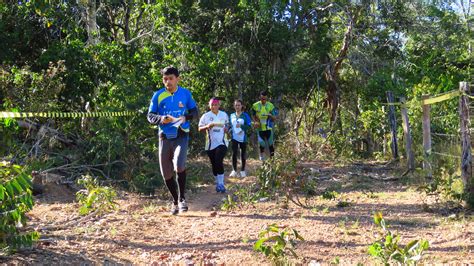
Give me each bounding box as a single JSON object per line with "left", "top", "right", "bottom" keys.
{"left": 386, "top": 91, "right": 398, "bottom": 159}
{"left": 422, "top": 95, "right": 432, "bottom": 178}
{"left": 400, "top": 97, "right": 415, "bottom": 170}
{"left": 459, "top": 82, "right": 473, "bottom": 207}
{"left": 382, "top": 106, "right": 387, "bottom": 156}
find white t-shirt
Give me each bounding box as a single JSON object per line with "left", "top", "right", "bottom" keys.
{"left": 230, "top": 114, "right": 245, "bottom": 143}
{"left": 199, "top": 110, "right": 229, "bottom": 150}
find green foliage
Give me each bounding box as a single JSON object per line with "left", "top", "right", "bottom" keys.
{"left": 0, "top": 163, "right": 40, "bottom": 253}
{"left": 1, "top": 1, "right": 473, "bottom": 204}
{"left": 253, "top": 224, "right": 304, "bottom": 264}
{"left": 322, "top": 190, "right": 339, "bottom": 200}
{"left": 76, "top": 175, "right": 118, "bottom": 216}
{"left": 256, "top": 155, "right": 296, "bottom": 195}
{"left": 220, "top": 184, "right": 260, "bottom": 211}
{"left": 129, "top": 173, "right": 162, "bottom": 196}
{"left": 336, "top": 200, "right": 352, "bottom": 208}
{"left": 256, "top": 153, "right": 316, "bottom": 202}
{"left": 220, "top": 194, "right": 238, "bottom": 211}
{"left": 421, "top": 167, "right": 465, "bottom": 203}
{"left": 368, "top": 212, "right": 429, "bottom": 265}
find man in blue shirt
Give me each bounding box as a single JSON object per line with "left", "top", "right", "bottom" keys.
{"left": 147, "top": 67, "right": 198, "bottom": 215}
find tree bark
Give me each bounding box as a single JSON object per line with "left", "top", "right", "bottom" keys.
{"left": 83, "top": 0, "right": 99, "bottom": 45}
{"left": 323, "top": 7, "right": 357, "bottom": 124}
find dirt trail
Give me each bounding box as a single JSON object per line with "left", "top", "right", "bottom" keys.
{"left": 3, "top": 159, "right": 474, "bottom": 265}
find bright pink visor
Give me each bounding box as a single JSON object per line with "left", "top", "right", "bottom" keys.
{"left": 209, "top": 98, "right": 220, "bottom": 105}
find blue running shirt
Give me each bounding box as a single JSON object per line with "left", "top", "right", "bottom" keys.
{"left": 148, "top": 86, "right": 197, "bottom": 139}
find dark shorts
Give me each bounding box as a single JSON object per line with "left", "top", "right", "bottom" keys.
{"left": 159, "top": 134, "right": 188, "bottom": 180}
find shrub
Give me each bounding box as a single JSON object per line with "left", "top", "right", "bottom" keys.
{"left": 76, "top": 174, "right": 118, "bottom": 216}
{"left": 368, "top": 212, "right": 429, "bottom": 265}
{"left": 0, "top": 163, "right": 40, "bottom": 253}
{"left": 254, "top": 224, "right": 304, "bottom": 264}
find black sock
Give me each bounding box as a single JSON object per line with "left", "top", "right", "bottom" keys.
{"left": 165, "top": 178, "right": 179, "bottom": 205}
{"left": 177, "top": 171, "right": 186, "bottom": 201}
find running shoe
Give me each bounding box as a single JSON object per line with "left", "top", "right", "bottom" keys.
{"left": 170, "top": 203, "right": 179, "bottom": 215}
{"left": 178, "top": 199, "right": 188, "bottom": 213}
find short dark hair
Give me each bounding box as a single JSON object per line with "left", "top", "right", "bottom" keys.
{"left": 260, "top": 91, "right": 268, "bottom": 97}
{"left": 161, "top": 66, "right": 179, "bottom": 77}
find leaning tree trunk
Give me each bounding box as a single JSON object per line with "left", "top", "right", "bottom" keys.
{"left": 322, "top": 7, "right": 356, "bottom": 124}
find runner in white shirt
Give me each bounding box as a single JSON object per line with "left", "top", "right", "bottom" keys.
{"left": 198, "top": 97, "right": 230, "bottom": 193}
{"left": 229, "top": 99, "right": 252, "bottom": 178}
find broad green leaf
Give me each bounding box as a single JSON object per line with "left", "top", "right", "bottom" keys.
{"left": 420, "top": 240, "right": 429, "bottom": 250}
{"left": 0, "top": 185, "right": 4, "bottom": 201}
{"left": 368, "top": 243, "right": 381, "bottom": 256}
{"left": 16, "top": 174, "right": 31, "bottom": 190}
{"left": 11, "top": 180, "right": 23, "bottom": 194}
{"left": 5, "top": 183, "right": 14, "bottom": 197}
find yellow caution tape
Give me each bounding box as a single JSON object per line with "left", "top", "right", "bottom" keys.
{"left": 0, "top": 111, "right": 138, "bottom": 119}
{"left": 463, "top": 93, "right": 474, "bottom": 99}
{"left": 422, "top": 90, "right": 461, "bottom": 105}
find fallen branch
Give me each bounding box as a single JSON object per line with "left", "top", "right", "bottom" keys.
{"left": 40, "top": 160, "right": 127, "bottom": 174}
{"left": 367, "top": 174, "right": 401, "bottom": 181}
{"left": 42, "top": 209, "right": 100, "bottom": 231}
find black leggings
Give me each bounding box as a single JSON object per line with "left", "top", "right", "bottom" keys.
{"left": 206, "top": 145, "right": 227, "bottom": 176}
{"left": 231, "top": 140, "right": 247, "bottom": 171}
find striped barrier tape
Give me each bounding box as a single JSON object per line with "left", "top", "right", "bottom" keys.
{"left": 0, "top": 111, "right": 138, "bottom": 119}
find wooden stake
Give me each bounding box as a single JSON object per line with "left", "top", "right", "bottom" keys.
{"left": 459, "top": 82, "right": 473, "bottom": 207}
{"left": 400, "top": 97, "right": 415, "bottom": 170}
{"left": 386, "top": 91, "right": 398, "bottom": 159}
{"left": 422, "top": 95, "right": 432, "bottom": 178}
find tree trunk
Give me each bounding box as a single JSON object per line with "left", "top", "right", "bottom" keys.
{"left": 123, "top": 0, "right": 132, "bottom": 42}
{"left": 83, "top": 0, "right": 99, "bottom": 45}
{"left": 323, "top": 8, "right": 357, "bottom": 124}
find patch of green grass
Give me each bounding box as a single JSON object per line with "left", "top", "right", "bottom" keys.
{"left": 363, "top": 191, "right": 379, "bottom": 199}
{"left": 132, "top": 212, "right": 141, "bottom": 220}
{"left": 109, "top": 227, "right": 118, "bottom": 237}
{"left": 142, "top": 202, "right": 160, "bottom": 213}
{"left": 336, "top": 200, "right": 352, "bottom": 208}
{"left": 322, "top": 190, "right": 339, "bottom": 200}
{"left": 322, "top": 207, "right": 330, "bottom": 214}
{"left": 337, "top": 217, "right": 360, "bottom": 236}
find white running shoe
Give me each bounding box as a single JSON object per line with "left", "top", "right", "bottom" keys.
{"left": 240, "top": 171, "right": 247, "bottom": 178}
{"left": 178, "top": 199, "right": 188, "bottom": 213}
{"left": 229, "top": 170, "right": 239, "bottom": 178}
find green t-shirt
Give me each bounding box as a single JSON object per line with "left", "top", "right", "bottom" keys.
{"left": 252, "top": 101, "right": 276, "bottom": 131}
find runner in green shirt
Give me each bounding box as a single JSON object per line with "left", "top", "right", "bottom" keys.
{"left": 252, "top": 91, "right": 277, "bottom": 161}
